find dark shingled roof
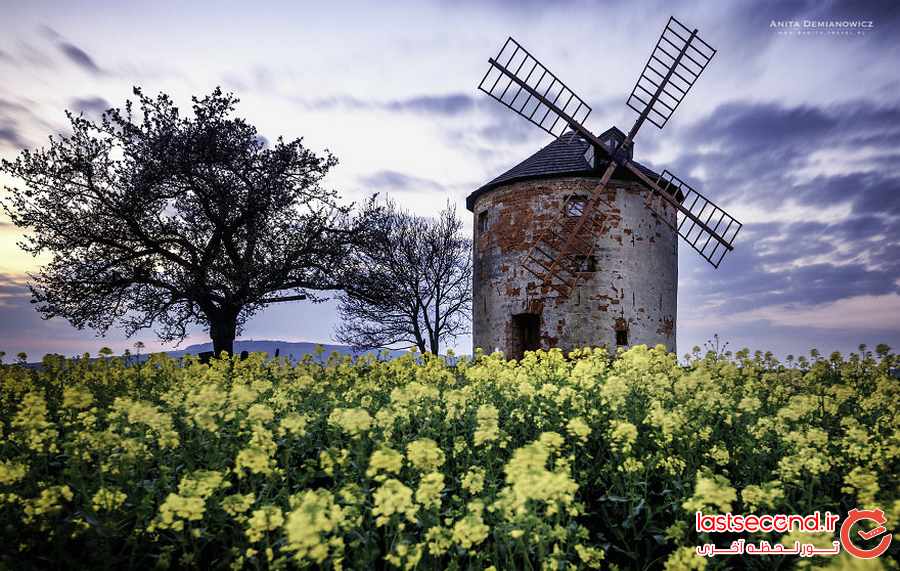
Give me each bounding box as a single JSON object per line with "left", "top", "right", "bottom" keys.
{"left": 466, "top": 127, "right": 662, "bottom": 211}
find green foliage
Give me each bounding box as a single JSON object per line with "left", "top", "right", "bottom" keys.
{"left": 0, "top": 345, "right": 898, "bottom": 569}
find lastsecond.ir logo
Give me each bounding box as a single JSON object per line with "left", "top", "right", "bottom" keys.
{"left": 840, "top": 508, "right": 892, "bottom": 559}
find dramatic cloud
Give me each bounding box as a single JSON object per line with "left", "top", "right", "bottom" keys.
{"left": 671, "top": 98, "right": 900, "bottom": 339}
{"left": 0, "top": 98, "right": 32, "bottom": 149}
{"left": 57, "top": 41, "right": 101, "bottom": 74}
{"left": 301, "top": 93, "right": 477, "bottom": 116}
{"left": 384, "top": 94, "right": 475, "bottom": 115}
{"left": 0, "top": 0, "right": 898, "bottom": 356}
{"left": 357, "top": 170, "right": 445, "bottom": 192}
{"left": 0, "top": 126, "right": 28, "bottom": 149}
{"left": 70, "top": 96, "right": 110, "bottom": 116}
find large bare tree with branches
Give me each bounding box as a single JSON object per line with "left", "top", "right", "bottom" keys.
{"left": 1, "top": 87, "right": 376, "bottom": 355}
{"left": 336, "top": 199, "right": 472, "bottom": 355}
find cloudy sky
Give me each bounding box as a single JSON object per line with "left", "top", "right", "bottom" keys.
{"left": 1, "top": 0, "right": 899, "bottom": 359}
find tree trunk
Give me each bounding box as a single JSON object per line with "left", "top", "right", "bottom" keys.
{"left": 209, "top": 311, "right": 238, "bottom": 356}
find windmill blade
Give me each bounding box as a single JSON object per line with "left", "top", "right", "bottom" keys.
{"left": 623, "top": 164, "right": 741, "bottom": 268}
{"left": 627, "top": 16, "right": 716, "bottom": 129}
{"left": 655, "top": 170, "right": 742, "bottom": 265}
{"left": 479, "top": 37, "right": 592, "bottom": 138}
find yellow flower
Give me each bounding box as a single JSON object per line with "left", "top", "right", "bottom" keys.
{"left": 278, "top": 412, "right": 309, "bottom": 437}
{"left": 246, "top": 505, "right": 284, "bottom": 542}
{"left": 366, "top": 447, "right": 404, "bottom": 479}
{"left": 372, "top": 479, "right": 417, "bottom": 527}
{"left": 112, "top": 397, "right": 179, "bottom": 449}
{"left": 415, "top": 472, "right": 445, "bottom": 510}
{"left": 148, "top": 470, "right": 226, "bottom": 531}
{"left": 609, "top": 420, "right": 638, "bottom": 455}
{"left": 283, "top": 490, "right": 345, "bottom": 565}
{"left": 0, "top": 460, "right": 28, "bottom": 485}
{"left": 23, "top": 485, "right": 73, "bottom": 523}
{"left": 178, "top": 470, "right": 226, "bottom": 499}
{"left": 92, "top": 487, "right": 127, "bottom": 511}
{"left": 62, "top": 386, "right": 93, "bottom": 410}
{"left": 229, "top": 384, "right": 258, "bottom": 409}
{"left": 707, "top": 445, "right": 730, "bottom": 466}
{"left": 222, "top": 493, "right": 256, "bottom": 517}
{"left": 740, "top": 481, "right": 784, "bottom": 512}
{"left": 461, "top": 467, "right": 486, "bottom": 495}
{"left": 425, "top": 526, "right": 453, "bottom": 555}
{"left": 538, "top": 431, "right": 565, "bottom": 452}
{"left": 663, "top": 546, "right": 707, "bottom": 570}
{"left": 320, "top": 448, "right": 349, "bottom": 477}
{"left": 495, "top": 438, "right": 578, "bottom": 519}
{"left": 407, "top": 438, "right": 446, "bottom": 472}
{"left": 236, "top": 447, "right": 274, "bottom": 478}
{"left": 566, "top": 417, "right": 591, "bottom": 443}
{"left": 12, "top": 392, "right": 59, "bottom": 453}
{"left": 665, "top": 521, "right": 688, "bottom": 542}
{"left": 327, "top": 407, "right": 373, "bottom": 437}
{"left": 151, "top": 493, "right": 206, "bottom": 531}
{"left": 235, "top": 425, "right": 277, "bottom": 478}
{"left": 474, "top": 404, "right": 500, "bottom": 446}
{"left": 451, "top": 501, "right": 490, "bottom": 548}
{"left": 575, "top": 544, "right": 605, "bottom": 569}
{"left": 619, "top": 457, "right": 644, "bottom": 474}
{"left": 657, "top": 455, "right": 686, "bottom": 476}
{"left": 247, "top": 403, "right": 274, "bottom": 424}
{"left": 682, "top": 472, "right": 737, "bottom": 514}
{"left": 385, "top": 541, "right": 423, "bottom": 570}
{"left": 737, "top": 395, "right": 761, "bottom": 414}
{"left": 841, "top": 467, "right": 880, "bottom": 508}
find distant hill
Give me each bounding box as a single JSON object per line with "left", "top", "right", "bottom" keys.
{"left": 161, "top": 340, "right": 407, "bottom": 361}
{"left": 21, "top": 340, "right": 407, "bottom": 367}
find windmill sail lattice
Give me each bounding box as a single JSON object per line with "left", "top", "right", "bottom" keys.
{"left": 627, "top": 17, "right": 716, "bottom": 129}
{"left": 654, "top": 170, "right": 742, "bottom": 267}
{"left": 478, "top": 37, "right": 592, "bottom": 139}
{"left": 477, "top": 16, "right": 741, "bottom": 300}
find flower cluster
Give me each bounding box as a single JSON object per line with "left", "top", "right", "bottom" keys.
{"left": 0, "top": 345, "right": 896, "bottom": 569}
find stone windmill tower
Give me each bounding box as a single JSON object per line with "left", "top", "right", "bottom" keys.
{"left": 468, "top": 18, "right": 742, "bottom": 359}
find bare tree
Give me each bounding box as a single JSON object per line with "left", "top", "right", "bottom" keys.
{"left": 1, "top": 87, "right": 377, "bottom": 355}
{"left": 337, "top": 199, "right": 471, "bottom": 354}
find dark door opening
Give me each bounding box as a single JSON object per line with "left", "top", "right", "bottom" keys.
{"left": 615, "top": 317, "right": 629, "bottom": 348}
{"left": 509, "top": 313, "right": 541, "bottom": 360}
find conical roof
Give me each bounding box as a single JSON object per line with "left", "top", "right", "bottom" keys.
{"left": 466, "top": 127, "right": 661, "bottom": 211}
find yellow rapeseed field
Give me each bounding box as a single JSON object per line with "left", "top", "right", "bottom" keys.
{"left": 0, "top": 345, "right": 897, "bottom": 569}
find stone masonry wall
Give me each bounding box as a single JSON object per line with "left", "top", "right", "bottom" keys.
{"left": 472, "top": 176, "right": 678, "bottom": 356}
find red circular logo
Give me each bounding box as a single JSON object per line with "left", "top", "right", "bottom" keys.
{"left": 840, "top": 508, "right": 892, "bottom": 559}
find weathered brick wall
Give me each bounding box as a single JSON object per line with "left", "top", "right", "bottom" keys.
{"left": 472, "top": 176, "right": 678, "bottom": 356}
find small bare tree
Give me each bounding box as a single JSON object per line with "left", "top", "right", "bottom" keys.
{"left": 337, "top": 199, "right": 471, "bottom": 354}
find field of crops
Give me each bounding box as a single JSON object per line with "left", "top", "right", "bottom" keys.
{"left": 0, "top": 345, "right": 898, "bottom": 569}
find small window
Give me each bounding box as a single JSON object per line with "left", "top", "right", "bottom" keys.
{"left": 574, "top": 255, "right": 596, "bottom": 272}
{"left": 478, "top": 210, "right": 488, "bottom": 233}
{"left": 566, "top": 196, "right": 587, "bottom": 217}
{"left": 583, "top": 145, "right": 595, "bottom": 168}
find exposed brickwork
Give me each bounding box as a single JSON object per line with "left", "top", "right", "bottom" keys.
{"left": 472, "top": 176, "right": 678, "bottom": 356}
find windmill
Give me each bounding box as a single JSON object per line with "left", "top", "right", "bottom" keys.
{"left": 477, "top": 16, "right": 741, "bottom": 300}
